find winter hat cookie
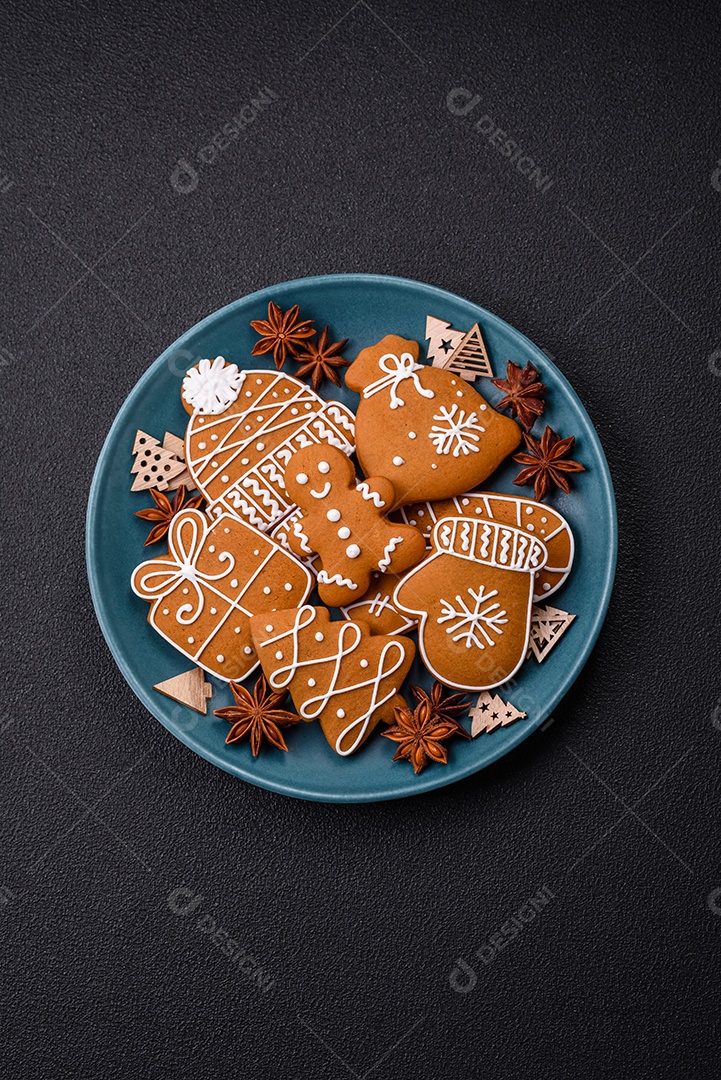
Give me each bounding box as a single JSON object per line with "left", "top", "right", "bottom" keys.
{"left": 345, "top": 335, "right": 521, "bottom": 506}
{"left": 181, "top": 358, "right": 355, "bottom": 531}
{"left": 394, "top": 515, "right": 548, "bottom": 690}
{"left": 283, "top": 444, "right": 426, "bottom": 607}
{"left": 250, "top": 606, "right": 415, "bottom": 755}
{"left": 131, "top": 509, "right": 313, "bottom": 682}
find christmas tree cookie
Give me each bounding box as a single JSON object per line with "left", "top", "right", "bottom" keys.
{"left": 345, "top": 334, "right": 520, "bottom": 506}
{"left": 250, "top": 606, "right": 415, "bottom": 756}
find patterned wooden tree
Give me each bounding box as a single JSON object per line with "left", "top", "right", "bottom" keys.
{"left": 426, "top": 315, "right": 464, "bottom": 366}
{"left": 529, "top": 604, "right": 576, "bottom": 662}
{"left": 130, "top": 430, "right": 186, "bottom": 492}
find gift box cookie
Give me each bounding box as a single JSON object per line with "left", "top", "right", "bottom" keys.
{"left": 131, "top": 509, "right": 313, "bottom": 681}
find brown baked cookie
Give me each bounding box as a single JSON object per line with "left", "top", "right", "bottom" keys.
{"left": 395, "top": 491, "right": 574, "bottom": 601}
{"left": 283, "top": 444, "right": 426, "bottom": 607}
{"left": 345, "top": 335, "right": 520, "bottom": 506}
{"left": 394, "top": 515, "right": 548, "bottom": 690}
{"left": 250, "top": 606, "right": 415, "bottom": 756}
{"left": 340, "top": 571, "right": 417, "bottom": 636}
{"left": 131, "top": 508, "right": 313, "bottom": 681}
{"left": 181, "top": 359, "right": 355, "bottom": 530}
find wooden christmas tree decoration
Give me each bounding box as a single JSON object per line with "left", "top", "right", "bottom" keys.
{"left": 130, "top": 430, "right": 186, "bottom": 492}
{"left": 425, "top": 316, "right": 494, "bottom": 381}
{"left": 161, "top": 431, "right": 193, "bottom": 490}
{"left": 444, "top": 323, "right": 493, "bottom": 381}
{"left": 153, "top": 667, "right": 213, "bottom": 714}
{"left": 426, "top": 315, "right": 465, "bottom": 367}
{"left": 528, "top": 604, "right": 576, "bottom": 662}
{"left": 470, "top": 691, "right": 527, "bottom": 736}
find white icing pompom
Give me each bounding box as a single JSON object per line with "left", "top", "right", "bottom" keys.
{"left": 182, "top": 356, "right": 244, "bottom": 414}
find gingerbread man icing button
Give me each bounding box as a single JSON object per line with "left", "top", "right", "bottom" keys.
{"left": 345, "top": 334, "right": 521, "bottom": 506}
{"left": 283, "top": 444, "right": 427, "bottom": 608}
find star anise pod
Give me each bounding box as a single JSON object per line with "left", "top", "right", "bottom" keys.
{"left": 214, "top": 675, "right": 301, "bottom": 756}
{"left": 513, "top": 425, "right": 585, "bottom": 501}
{"left": 250, "top": 301, "right": 315, "bottom": 370}
{"left": 293, "top": 326, "right": 350, "bottom": 391}
{"left": 491, "top": 360, "right": 546, "bottom": 431}
{"left": 134, "top": 485, "right": 204, "bottom": 545}
{"left": 382, "top": 682, "right": 470, "bottom": 774}
{"left": 410, "top": 680, "right": 469, "bottom": 721}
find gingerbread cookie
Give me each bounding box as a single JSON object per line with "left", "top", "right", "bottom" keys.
{"left": 181, "top": 358, "right": 355, "bottom": 531}
{"left": 250, "top": 606, "right": 415, "bottom": 755}
{"left": 395, "top": 491, "right": 574, "bottom": 600}
{"left": 345, "top": 335, "right": 520, "bottom": 506}
{"left": 131, "top": 508, "right": 313, "bottom": 681}
{"left": 340, "top": 571, "right": 417, "bottom": 636}
{"left": 283, "top": 444, "right": 426, "bottom": 607}
{"left": 394, "top": 515, "right": 548, "bottom": 690}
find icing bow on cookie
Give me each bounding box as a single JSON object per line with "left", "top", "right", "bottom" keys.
{"left": 133, "top": 511, "right": 234, "bottom": 624}
{"left": 362, "top": 352, "right": 435, "bottom": 410}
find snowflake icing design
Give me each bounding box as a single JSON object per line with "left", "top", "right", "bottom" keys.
{"left": 437, "top": 587, "right": 509, "bottom": 649}
{"left": 428, "top": 404, "right": 485, "bottom": 457}
{"left": 182, "top": 356, "right": 245, "bottom": 414}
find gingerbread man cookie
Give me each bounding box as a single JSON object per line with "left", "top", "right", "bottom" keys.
{"left": 283, "top": 444, "right": 426, "bottom": 607}
{"left": 345, "top": 334, "right": 521, "bottom": 506}
{"left": 250, "top": 606, "right": 415, "bottom": 755}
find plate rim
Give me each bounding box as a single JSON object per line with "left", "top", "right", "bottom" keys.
{"left": 86, "top": 272, "right": 618, "bottom": 802}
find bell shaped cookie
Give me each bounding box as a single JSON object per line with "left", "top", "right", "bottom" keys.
{"left": 345, "top": 335, "right": 520, "bottom": 506}
{"left": 394, "top": 516, "right": 548, "bottom": 690}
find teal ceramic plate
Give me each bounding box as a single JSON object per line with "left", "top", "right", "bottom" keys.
{"left": 86, "top": 274, "right": 616, "bottom": 802}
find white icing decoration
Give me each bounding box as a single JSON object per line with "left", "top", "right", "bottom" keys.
{"left": 317, "top": 461, "right": 330, "bottom": 474}
{"left": 429, "top": 405, "right": 485, "bottom": 457}
{"left": 257, "top": 607, "right": 409, "bottom": 756}
{"left": 310, "top": 481, "right": 331, "bottom": 499}
{"left": 217, "top": 654, "right": 225, "bottom": 663}
{"left": 338, "top": 526, "right": 351, "bottom": 539}
{"left": 356, "top": 482, "right": 385, "bottom": 509}
{"left": 378, "top": 536, "right": 404, "bottom": 573}
{"left": 337, "top": 709, "right": 345, "bottom": 718}
{"left": 182, "top": 357, "right": 244, "bottom": 415}
{"left": 327, "top": 509, "right": 341, "bottom": 521}
{"left": 296, "top": 472, "right": 308, "bottom": 485}
{"left": 408, "top": 431, "right": 416, "bottom": 439}
{"left": 284, "top": 582, "right": 293, "bottom": 591}
{"left": 392, "top": 456, "right": 404, "bottom": 466}
{"left": 318, "top": 571, "right": 359, "bottom": 590}
{"left": 362, "top": 352, "right": 435, "bottom": 409}
{"left": 346, "top": 544, "right": 361, "bottom": 559}
{"left": 437, "top": 587, "right": 508, "bottom": 649}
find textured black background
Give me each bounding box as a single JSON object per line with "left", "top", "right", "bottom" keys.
{"left": 2, "top": 0, "right": 720, "bottom": 1076}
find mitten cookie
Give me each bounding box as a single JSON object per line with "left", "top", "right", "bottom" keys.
{"left": 395, "top": 491, "right": 574, "bottom": 600}
{"left": 181, "top": 358, "right": 355, "bottom": 530}
{"left": 394, "top": 516, "right": 548, "bottom": 690}
{"left": 131, "top": 509, "right": 313, "bottom": 681}
{"left": 345, "top": 335, "right": 520, "bottom": 506}
{"left": 250, "top": 606, "right": 415, "bottom": 756}
{"left": 283, "top": 444, "right": 426, "bottom": 607}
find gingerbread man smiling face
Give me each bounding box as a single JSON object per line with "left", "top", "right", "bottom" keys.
{"left": 284, "top": 445, "right": 426, "bottom": 607}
